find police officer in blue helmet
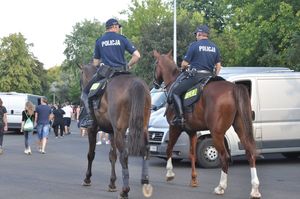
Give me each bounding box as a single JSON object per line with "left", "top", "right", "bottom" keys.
{"left": 170, "top": 25, "right": 221, "bottom": 126}
{"left": 80, "top": 18, "right": 141, "bottom": 128}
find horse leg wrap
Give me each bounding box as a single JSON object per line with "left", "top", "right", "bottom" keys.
{"left": 122, "top": 168, "right": 130, "bottom": 188}
{"left": 141, "top": 157, "right": 149, "bottom": 184}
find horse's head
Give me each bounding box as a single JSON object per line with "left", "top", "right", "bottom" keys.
{"left": 153, "top": 50, "right": 179, "bottom": 89}
{"left": 78, "top": 63, "right": 97, "bottom": 90}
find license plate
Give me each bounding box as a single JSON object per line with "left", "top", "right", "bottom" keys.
{"left": 150, "top": 145, "right": 157, "bottom": 152}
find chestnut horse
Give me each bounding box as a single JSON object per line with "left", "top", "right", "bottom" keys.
{"left": 153, "top": 50, "right": 261, "bottom": 199}
{"left": 79, "top": 64, "right": 152, "bottom": 199}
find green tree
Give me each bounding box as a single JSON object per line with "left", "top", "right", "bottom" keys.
{"left": 177, "top": 0, "right": 229, "bottom": 32}
{"left": 63, "top": 19, "right": 105, "bottom": 72}
{"left": 123, "top": 0, "right": 206, "bottom": 84}
{"left": 0, "top": 33, "right": 43, "bottom": 94}
{"left": 136, "top": 9, "right": 205, "bottom": 84}
{"left": 61, "top": 19, "right": 105, "bottom": 103}
{"left": 223, "top": 0, "right": 300, "bottom": 69}
{"left": 123, "top": 0, "right": 173, "bottom": 45}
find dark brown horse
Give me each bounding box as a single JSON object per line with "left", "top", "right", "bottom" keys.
{"left": 153, "top": 50, "right": 261, "bottom": 199}
{"left": 80, "top": 64, "right": 153, "bottom": 199}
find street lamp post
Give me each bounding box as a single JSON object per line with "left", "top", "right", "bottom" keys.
{"left": 173, "top": 0, "right": 177, "bottom": 64}
{"left": 50, "top": 81, "right": 58, "bottom": 104}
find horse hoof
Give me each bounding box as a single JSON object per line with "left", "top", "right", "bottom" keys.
{"left": 214, "top": 185, "right": 225, "bottom": 195}
{"left": 142, "top": 184, "right": 153, "bottom": 198}
{"left": 118, "top": 193, "right": 128, "bottom": 199}
{"left": 189, "top": 180, "right": 199, "bottom": 187}
{"left": 118, "top": 196, "right": 128, "bottom": 199}
{"left": 108, "top": 187, "right": 117, "bottom": 192}
{"left": 166, "top": 176, "right": 175, "bottom": 181}
{"left": 82, "top": 181, "right": 91, "bottom": 186}
{"left": 250, "top": 193, "right": 261, "bottom": 199}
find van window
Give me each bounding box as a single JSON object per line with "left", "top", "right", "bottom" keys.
{"left": 28, "top": 95, "right": 41, "bottom": 107}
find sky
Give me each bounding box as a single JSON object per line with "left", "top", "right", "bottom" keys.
{"left": 0, "top": 0, "right": 132, "bottom": 69}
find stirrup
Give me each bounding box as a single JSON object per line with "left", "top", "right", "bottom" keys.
{"left": 171, "top": 116, "right": 185, "bottom": 126}
{"left": 80, "top": 115, "right": 94, "bottom": 128}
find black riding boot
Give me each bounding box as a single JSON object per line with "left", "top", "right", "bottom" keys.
{"left": 80, "top": 70, "right": 105, "bottom": 128}
{"left": 79, "top": 73, "right": 100, "bottom": 128}
{"left": 79, "top": 92, "right": 94, "bottom": 128}
{"left": 171, "top": 94, "right": 185, "bottom": 126}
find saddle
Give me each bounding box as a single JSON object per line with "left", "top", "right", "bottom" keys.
{"left": 88, "top": 64, "right": 130, "bottom": 109}
{"left": 183, "top": 76, "right": 226, "bottom": 112}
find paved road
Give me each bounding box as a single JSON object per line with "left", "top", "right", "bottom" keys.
{"left": 1, "top": 121, "right": 300, "bottom": 199}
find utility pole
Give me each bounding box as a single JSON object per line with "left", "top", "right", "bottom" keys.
{"left": 173, "top": 0, "right": 177, "bottom": 64}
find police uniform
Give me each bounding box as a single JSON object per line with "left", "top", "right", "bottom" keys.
{"left": 170, "top": 25, "right": 221, "bottom": 126}
{"left": 183, "top": 39, "right": 221, "bottom": 72}
{"left": 80, "top": 18, "right": 137, "bottom": 128}
{"left": 172, "top": 38, "right": 221, "bottom": 94}
{"left": 94, "top": 32, "right": 137, "bottom": 69}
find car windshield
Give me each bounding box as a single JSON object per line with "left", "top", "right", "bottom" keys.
{"left": 150, "top": 88, "right": 167, "bottom": 111}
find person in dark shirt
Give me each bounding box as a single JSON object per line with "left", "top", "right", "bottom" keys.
{"left": 35, "top": 97, "right": 52, "bottom": 154}
{"left": 80, "top": 18, "right": 141, "bottom": 128}
{"left": 171, "top": 25, "right": 222, "bottom": 126}
{"left": 181, "top": 25, "right": 221, "bottom": 74}
{"left": 0, "top": 98, "right": 8, "bottom": 155}
{"left": 52, "top": 104, "right": 65, "bottom": 138}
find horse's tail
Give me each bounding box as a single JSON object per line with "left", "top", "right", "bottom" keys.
{"left": 233, "top": 84, "right": 256, "bottom": 147}
{"left": 127, "top": 80, "right": 148, "bottom": 156}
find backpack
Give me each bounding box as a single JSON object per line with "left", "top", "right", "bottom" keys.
{"left": 24, "top": 112, "right": 34, "bottom": 131}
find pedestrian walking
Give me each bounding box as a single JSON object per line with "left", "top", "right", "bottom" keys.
{"left": 62, "top": 102, "right": 73, "bottom": 135}
{"left": 20, "top": 101, "right": 35, "bottom": 155}
{"left": 0, "top": 98, "right": 8, "bottom": 155}
{"left": 35, "top": 97, "right": 52, "bottom": 154}
{"left": 52, "top": 104, "right": 65, "bottom": 138}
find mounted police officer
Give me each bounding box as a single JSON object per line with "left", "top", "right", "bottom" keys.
{"left": 170, "top": 24, "right": 222, "bottom": 126}
{"left": 80, "top": 18, "right": 141, "bottom": 128}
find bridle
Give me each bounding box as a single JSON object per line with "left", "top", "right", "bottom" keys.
{"left": 152, "top": 58, "right": 175, "bottom": 90}
{"left": 153, "top": 60, "right": 162, "bottom": 89}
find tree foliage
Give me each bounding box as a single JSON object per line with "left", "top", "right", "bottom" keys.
{"left": 177, "top": 0, "right": 229, "bottom": 31}
{"left": 2, "top": 0, "right": 299, "bottom": 105}
{"left": 221, "top": 0, "right": 300, "bottom": 69}
{"left": 56, "top": 19, "right": 106, "bottom": 104}
{"left": 63, "top": 19, "right": 105, "bottom": 71}
{"left": 0, "top": 33, "right": 45, "bottom": 94}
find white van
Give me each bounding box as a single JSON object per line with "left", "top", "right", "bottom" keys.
{"left": 148, "top": 67, "right": 300, "bottom": 168}
{"left": 0, "top": 92, "right": 44, "bottom": 131}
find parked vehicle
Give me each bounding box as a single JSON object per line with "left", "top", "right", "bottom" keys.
{"left": 148, "top": 67, "right": 300, "bottom": 168}
{"left": 150, "top": 87, "right": 167, "bottom": 111}
{"left": 0, "top": 92, "right": 44, "bottom": 131}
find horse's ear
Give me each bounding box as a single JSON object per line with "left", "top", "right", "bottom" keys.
{"left": 153, "top": 50, "right": 160, "bottom": 58}
{"left": 167, "top": 50, "right": 173, "bottom": 60}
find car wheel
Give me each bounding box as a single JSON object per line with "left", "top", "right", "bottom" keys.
{"left": 196, "top": 138, "right": 221, "bottom": 168}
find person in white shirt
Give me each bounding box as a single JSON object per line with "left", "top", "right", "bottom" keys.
{"left": 62, "top": 102, "right": 73, "bottom": 135}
